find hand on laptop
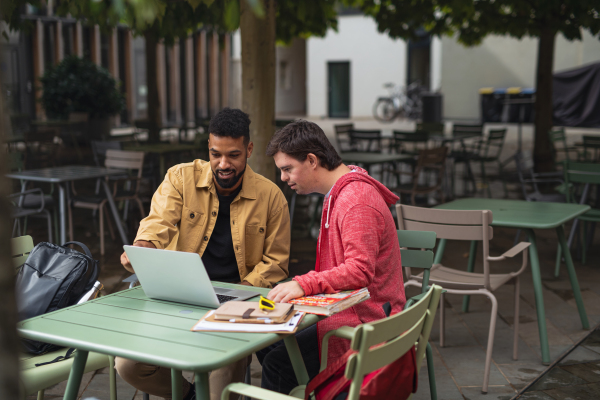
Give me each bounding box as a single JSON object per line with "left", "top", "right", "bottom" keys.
{"left": 121, "top": 240, "right": 156, "bottom": 272}
{"left": 268, "top": 280, "right": 305, "bottom": 303}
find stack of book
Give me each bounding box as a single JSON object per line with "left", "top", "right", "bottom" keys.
{"left": 289, "top": 288, "right": 370, "bottom": 316}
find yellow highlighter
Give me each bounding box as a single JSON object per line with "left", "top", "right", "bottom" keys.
{"left": 259, "top": 295, "right": 275, "bottom": 314}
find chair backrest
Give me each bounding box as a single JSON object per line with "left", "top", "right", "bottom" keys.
{"left": 348, "top": 129, "right": 382, "bottom": 152}
{"left": 582, "top": 135, "right": 600, "bottom": 162}
{"left": 11, "top": 235, "right": 34, "bottom": 272}
{"left": 334, "top": 123, "right": 354, "bottom": 152}
{"left": 105, "top": 150, "right": 145, "bottom": 179}
{"left": 91, "top": 140, "right": 123, "bottom": 167}
{"left": 452, "top": 123, "right": 483, "bottom": 137}
{"left": 548, "top": 127, "right": 570, "bottom": 161}
{"left": 481, "top": 128, "right": 507, "bottom": 158}
{"left": 397, "top": 230, "right": 436, "bottom": 293}
{"left": 417, "top": 122, "right": 444, "bottom": 136}
{"left": 391, "top": 130, "right": 429, "bottom": 154}
{"left": 563, "top": 161, "right": 600, "bottom": 203}
{"left": 397, "top": 204, "right": 495, "bottom": 288}
{"left": 342, "top": 284, "right": 442, "bottom": 399}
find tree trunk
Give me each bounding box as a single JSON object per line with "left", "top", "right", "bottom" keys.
{"left": 533, "top": 26, "right": 556, "bottom": 172}
{"left": 145, "top": 28, "right": 161, "bottom": 144}
{"left": 240, "top": 0, "right": 276, "bottom": 182}
{"left": 0, "top": 88, "right": 21, "bottom": 399}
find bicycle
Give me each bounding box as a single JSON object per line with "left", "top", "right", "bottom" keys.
{"left": 373, "top": 82, "right": 424, "bottom": 122}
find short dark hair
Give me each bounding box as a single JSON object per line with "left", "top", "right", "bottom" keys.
{"left": 266, "top": 120, "right": 342, "bottom": 171}
{"left": 209, "top": 107, "right": 251, "bottom": 144}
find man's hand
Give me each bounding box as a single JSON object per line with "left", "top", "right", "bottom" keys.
{"left": 120, "top": 240, "right": 156, "bottom": 273}
{"left": 268, "top": 280, "right": 305, "bottom": 303}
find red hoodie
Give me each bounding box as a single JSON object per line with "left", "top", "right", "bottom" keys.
{"left": 294, "top": 166, "right": 406, "bottom": 364}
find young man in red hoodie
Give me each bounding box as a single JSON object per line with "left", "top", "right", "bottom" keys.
{"left": 259, "top": 120, "right": 407, "bottom": 394}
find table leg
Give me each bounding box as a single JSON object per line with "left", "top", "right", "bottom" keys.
{"left": 58, "top": 183, "right": 67, "bottom": 244}
{"left": 461, "top": 240, "right": 478, "bottom": 313}
{"left": 524, "top": 229, "right": 550, "bottom": 365}
{"left": 63, "top": 350, "right": 88, "bottom": 400}
{"left": 101, "top": 180, "right": 129, "bottom": 245}
{"left": 556, "top": 225, "right": 589, "bottom": 330}
{"left": 195, "top": 372, "right": 210, "bottom": 400}
{"left": 171, "top": 369, "right": 183, "bottom": 400}
{"left": 283, "top": 335, "right": 310, "bottom": 386}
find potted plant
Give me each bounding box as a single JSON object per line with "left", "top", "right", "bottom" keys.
{"left": 40, "top": 56, "right": 125, "bottom": 140}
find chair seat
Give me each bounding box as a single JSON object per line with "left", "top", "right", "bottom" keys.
{"left": 579, "top": 208, "right": 600, "bottom": 222}
{"left": 20, "top": 349, "right": 110, "bottom": 396}
{"left": 412, "top": 264, "right": 517, "bottom": 291}
{"left": 22, "top": 194, "right": 54, "bottom": 209}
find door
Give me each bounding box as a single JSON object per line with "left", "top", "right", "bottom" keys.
{"left": 328, "top": 62, "right": 350, "bottom": 118}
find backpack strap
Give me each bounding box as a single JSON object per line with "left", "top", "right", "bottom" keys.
{"left": 35, "top": 348, "right": 76, "bottom": 367}
{"left": 62, "top": 241, "right": 93, "bottom": 258}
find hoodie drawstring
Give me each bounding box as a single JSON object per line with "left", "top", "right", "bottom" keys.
{"left": 325, "top": 194, "right": 332, "bottom": 229}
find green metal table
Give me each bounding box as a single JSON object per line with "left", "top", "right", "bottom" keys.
{"left": 435, "top": 198, "right": 591, "bottom": 364}
{"left": 123, "top": 143, "right": 202, "bottom": 177}
{"left": 17, "top": 284, "right": 321, "bottom": 400}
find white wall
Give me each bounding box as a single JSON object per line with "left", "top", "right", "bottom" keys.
{"left": 440, "top": 31, "right": 600, "bottom": 120}
{"left": 307, "top": 15, "right": 407, "bottom": 118}
{"left": 276, "top": 38, "right": 306, "bottom": 116}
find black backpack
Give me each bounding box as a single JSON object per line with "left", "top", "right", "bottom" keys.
{"left": 16, "top": 241, "right": 99, "bottom": 354}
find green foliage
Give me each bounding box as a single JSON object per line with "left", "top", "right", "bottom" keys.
{"left": 39, "top": 56, "right": 124, "bottom": 120}
{"left": 361, "top": 0, "right": 600, "bottom": 45}
{"left": 276, "top": 1, "right": 339, "bottom": 44}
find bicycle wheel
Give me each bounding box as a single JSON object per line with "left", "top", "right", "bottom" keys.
{"left": 373, "top": 98, "right": 397, "bottom": 123}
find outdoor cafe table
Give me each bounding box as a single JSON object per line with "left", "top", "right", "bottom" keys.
{"left": 123, "top": 142, "right": 201, "bottom": 177}
{"left": 435, "top": 198, "right": 591, "bottom": 365}
{"left": 17, "top": 283, "right": 321, "bottom": 400}
{"left": 6, "top": 166, "right": 129, "bottom": 245}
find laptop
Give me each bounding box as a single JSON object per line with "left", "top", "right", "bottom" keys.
{"left": 123, "top": 246, "right": 261, "bottom": 308}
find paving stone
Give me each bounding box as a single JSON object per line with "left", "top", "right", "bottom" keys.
{"left": 460, "top": 384, "right": 516, "bottom": 400}
{"left": 435, "top": 346, "right": 508, "bottom": 387}
{"left": 496, "top": 363, "right": 548, "bottom": 390}
{"left": 528, "top": 367, "right": 587, "bottom": 391}
{"left": 543, "top": 381, "right": 600, "bottom": 399}
{"left": 517, "top": 391, "right": 557, "bottom": 399}
{"left": 561, "top": 361, "right": 600, "bottom": 383}
{"left": 558, "top": 345, "right": 600, "bottom": 366}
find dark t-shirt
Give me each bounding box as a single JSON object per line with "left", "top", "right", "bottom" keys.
{"left": 201, "top": 184, "right": 243, "bottom": 283}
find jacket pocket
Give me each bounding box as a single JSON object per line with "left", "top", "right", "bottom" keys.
{"left": 245, "top": 224, "right": 266, "bottom": 266}
{"left": 180, "top": 205, "right": 205, "bottom": 251}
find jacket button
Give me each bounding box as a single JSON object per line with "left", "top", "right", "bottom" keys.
{"left": 259, "top": 228, "right": 264, "bottom": 233}
{"left": 212, "top": 211, "right": 216, "bottom": 216}
{"left": 232, "top": 221, "right": 235, "bottom": 225}
{"left": 203, "top": 236, "right": 208, "bottom": 241}
{"left": 190, "top": 213, "right": 195, "bottom": 219}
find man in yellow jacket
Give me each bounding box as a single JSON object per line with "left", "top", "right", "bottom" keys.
{"left": 117, "top": 107, "right": 290, "bottom": 400}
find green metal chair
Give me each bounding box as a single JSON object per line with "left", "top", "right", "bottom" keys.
{"left": 221, "top": 285, "right": 442, "bottom": 400}
{"left": 562, "top": 162, "right": 600, "bottom": 267}
{"left": 468, "top": 128, "right": 508, "bottom": 198}
{"left": 398, "top": 230, "right": 440, "bottom": 400}
{"left": 548, "top": 127, "right": 582, "bottom": 166}
{"left": 11, "top": 236, "right": 117, "bottom": 400}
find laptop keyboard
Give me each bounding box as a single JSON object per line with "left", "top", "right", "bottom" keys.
{"left": 217, "top": 294, "right": 237, "bottom": 304}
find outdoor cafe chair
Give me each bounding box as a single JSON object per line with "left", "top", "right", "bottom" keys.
{"left": 396, "top": 204, "right": 531, "bottom": 393}
{"left": 348, "top": 129, "right": 382, "bottom": 153}
{"left": 391, "top": 146, "right": 448, "bottom": 206}
{"left": 468, "top": 128, "right": 508, "bottom": 198}
{"left": 221, "top": 284, "right": 442, "bottom": 400}
{"left": 333, "top": 123, "right": 354, "bottom": 152}
{"left": 10, "top": 189, "right": 54, "bottom": 242}
{"left": 581, "top": 135, "right": 600, "bottom": 162}
{"left": 398, "top": 229, "right": 440, "bottom": 400}
{"left": 68, "top": 150, "right": 146, "bottom": 255}
{"left": 12, "top": 235, "right": 117, "bottom": 400}
{"left": 549, "top": 127, "right": 582, "bottom": 166}
{"left": 562, "top": 161, "right": 600, "bottom": 267}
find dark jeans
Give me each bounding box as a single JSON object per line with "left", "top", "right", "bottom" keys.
{"left": 256, "top": 324, "right": 321, "bottom": 395}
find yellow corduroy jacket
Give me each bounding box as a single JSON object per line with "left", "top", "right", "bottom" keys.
{"left": 134, "top": 159, "right": 290, "bottom": 288}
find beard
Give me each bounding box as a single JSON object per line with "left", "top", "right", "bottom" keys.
{"left": 213, "top": 164, "right": 246, "bottom": 189}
